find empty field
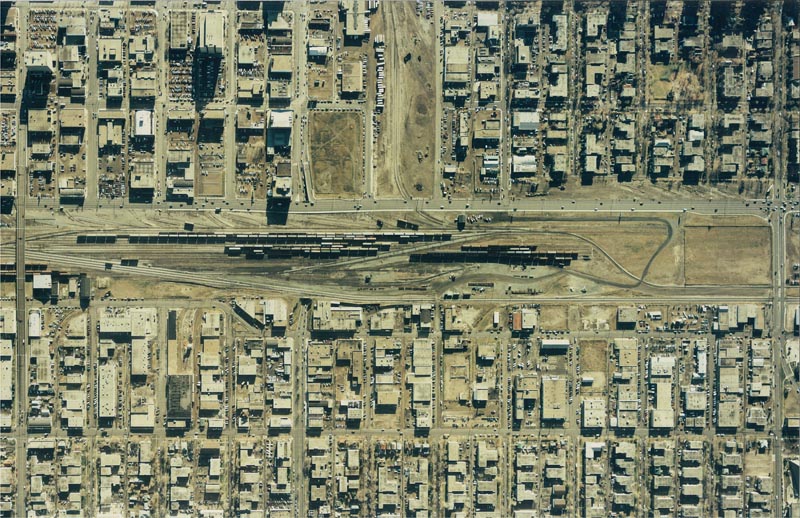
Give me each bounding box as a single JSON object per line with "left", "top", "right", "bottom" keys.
{"left": 197, "top": 170, "right": 224, "bottom": 197}
{"left": 579, "top": 225, "right": 668, "bottom": 278}
{"left": 539, "top": 305, "right": 568, "bottom": 331}
{"left": 684, "top": 226, "right": 770, "bottom": 285}
{"left": 649, "top": 62, "right": 704, "bottom": 103}
{"left": 308, "top": 111, "right": 363, "bottom": 198}
{"left": 649, "top": 64, "right": 678, "bottom": 101}
{"left": 578, "top": 339, "right": 607, "bottom": 394}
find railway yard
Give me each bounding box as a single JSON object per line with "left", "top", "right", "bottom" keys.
{"left": 1, "top": 0, "right": 800, "bottom": 517}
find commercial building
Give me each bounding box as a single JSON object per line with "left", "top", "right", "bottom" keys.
{"left": 199, "top": 12, "right": 225, "bottom": 56}
{"left": 541, "top": 376, "right": 567, "bottom": 422}
{"left": 170, "top": 11, "right": 190, "bottom": 51}
{"left": 444, "top": 46, "right": 470, "bottom": 85}
{"left": 25, "top": 51, "right": 55, "bottom": 76}
{"left": 133, "top": 110, "right": 154, "bottom": 139}
{"left": 166, "top": 375, "right": 193, "bottom": 429}
{"left": 582, "top": 399, "right": 606, "bottom": 429}
{"left": 97, "top": 363, "right": 117, "bottom": 422}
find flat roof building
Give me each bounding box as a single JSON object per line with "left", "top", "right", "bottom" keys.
{"left": 32, "top": 274, "right": 52, "bottom": 291}
{"left": 513, "top": 111, "right": 540, "bottom": 132}
{"left": 199, "top": 12, "right": 225, "bottom": 55}
{"left": 0, "top": 309, "right": 16, "bottom": 337}
{"left": 444, "top": 46, "right": 470, "bottom": 85}
{"left": 582, "top": 398, "right": 606, "bottom": 428}
{"left": 312, "top": 301, "right": 362, "bottom": 333}
{"left": 131, "top": 70, "right": 157, "bottom": 99}
{"left": 60, "top": 107, "right": 86, "bottom": 130}
{"left": 341, "top": 0, "right": 369, "bottom": 39}
{"left": 268, "top": 110, "right": 293, "bottom": 149}
{"left": 650, "top": 382, "right": 675, "bottom": 429}
{"left": 341, "top": 61, "right": 364, "bottom": 95}
{"left": 25, "top": 51, "right": 55, "bottom": 75}
{"left": 98, "top": 363, "right": 117, "bottom": 421}
{"left": 541, "top": 338, "right": 570, "bottom": 353}
{"left": 99, "top": 120, "right": 124, "bottom": 149}
{"left": 541, "top": 376, "right": 567, "bottom": 422}
{"left": 131, "top": 340, "right": 150, "bottom": 378}
{"left": 98, "top": 38, "right": 123, "bottom": 63}
{"left": 270, "top": 55, "right": 293, "bottom": 76}
{"left": 167, "top": 375, "right": 193, "bottom": 425}
{"left": 134, "top": 110, "right": 154, "bottom": 138}
{"left": 170, "top": 11, "right": 190, "bottom": 51}
{"left": 617, "top": 307, "right": 638, "bottom": 328}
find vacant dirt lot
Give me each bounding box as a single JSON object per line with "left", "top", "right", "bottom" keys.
{"left": 579, "top": 339, "right": 607, "bottom": 394}
{"left": 684, "top": 226, "right": 770, "bottom": 285}
{"left": 309, "top": 111, "right": 363, "bottom": 198}
{"left": 373, "top": 2, "right": 435, "bottom": 198}
{"left": 197, "top": 170, "right": 224, "bottom": 197}
{"left": 579, "top": 224, "right": 668, "bottom": 278}
{"left": 539, "top": 305, "right": 568, "bottom": 330}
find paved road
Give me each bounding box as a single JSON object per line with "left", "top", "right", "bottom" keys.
{"left": 13, "top": 4, "right": 29, "bottom": 515}
{"left": 7, "top": 186, "right": 796, "bottom": 233}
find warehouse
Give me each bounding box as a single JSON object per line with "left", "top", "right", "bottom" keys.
{"left": 97, "top": 363, "right": 117, "bottom": 423}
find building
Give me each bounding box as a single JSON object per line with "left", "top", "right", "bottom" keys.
{"left": 444, "top": 46, "right": 470, "bottom": 85}
{"left": 167, "top": 104, "right": 195, "bottom": 129}
{"left": 130, "top": 159, "right": 156, "bottom": 193}
{"left": 269, "top": 55, "right": 293, "bottom": 77}
{"left": 341, "top": 61, "right": 364, "bottom": 96}
{"left": 262, "top": 299, "right": 288, "bottom": 329}
{"left": 340, "top": 0, "right": 369, "bottom": 40}
{"left": 512, "top": 155, "right": 537, "bottom": 177}
{"left": 98, "top": 38, "right": 123, "bottom": 64}
{"left": 98, "top": 118, "right": 124, "bottom": 150}
{"left": 650, "top": 382, "right": 675, "bottom": 429}
{"left": 166, "top": 148, "right": 195, "bottom": 200}
{"left": 541, "top": 376, "right": 567, "bottom": 422}
{"left": 131, "top": 70, "right": 157, "bottom": 100}
{"left": 510, "top": 309, "right": 537, "bottom": 333}
{"left": 473, "top": 110, "right": 502, "bottom": 147}
{"left": 201, "top": 105, "right": 225, "bottom": 128}
{"left": 0, "top": 309, "right": 16, "bottom": 338}
{"left": 97, "top": 363, "right": 117, "bottom": 422}
{"left": 308, "top": 38, "right": 329, "bottom": 61}
{"left": 27, "top": 109, "right": 52, "bottom": 135}
{"left": 513, "top": 374, "right": 538, "bottom": 425}
{"left": 0, "top": 308, "right": 14, "bottom": 410}
{"left": 199, "top": 12, "right": 225, "bottom": 56}
{"left": 25, "top": 51, "right": 55, "bottom": 76}
{"left": 582, "top": 399, "right": 606, "bottom": 429}
{"left": 166, "top": 375, "right": 193, "bottom": 428}
{"left": 170, "top": 10, "right": 190, "bottom": 51}
{"left": 512, "top": 111, "right": 540, "bottom": 133}
{"left": 60, "top": 106, "right": 86, "bottom": 132}
{"left": 541, "top": 338, "right": 570, "bottom": 354}
{"left": 270, "top": 174, "right": 292, "bottom": 200}
{"left": 409, "top": 339, "right": 433, "bottom": 429}
{"left": 267, "top": 110, "right": 293, "bottom": 149}
{"left": 617, "top": 307, "right": 637, "bottom": 329}
{"left": 32, "top": 274, "right": 52, "bottom": 295}
{"left": 311, "top": 301, "right": 362, "bottom": 333}
{"left": 133, "top": 110, "right": 154, "bottom": 139}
